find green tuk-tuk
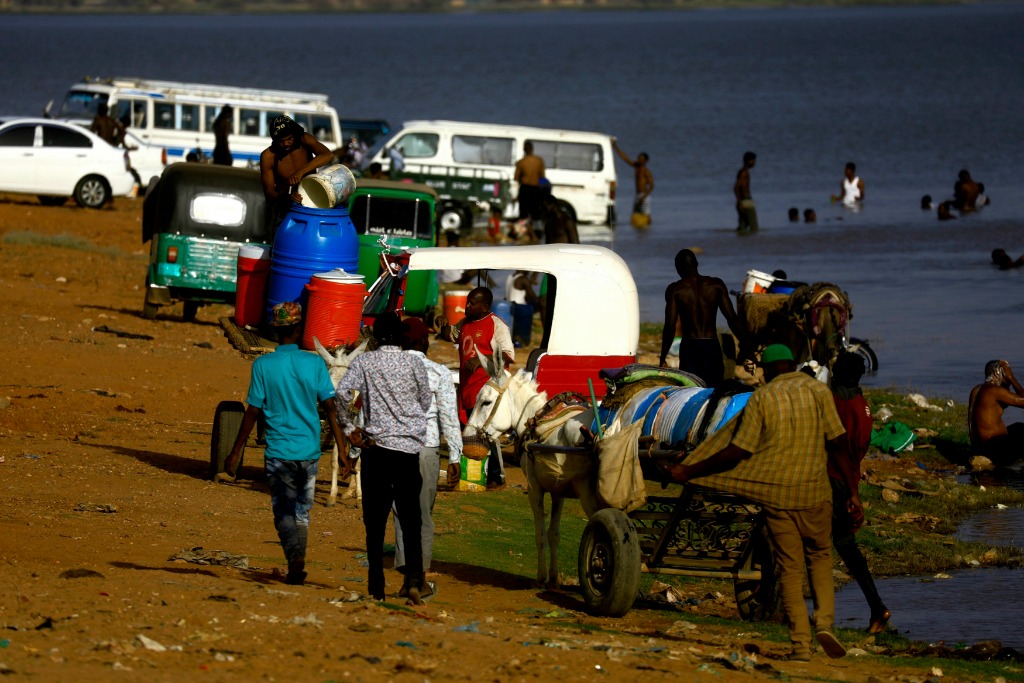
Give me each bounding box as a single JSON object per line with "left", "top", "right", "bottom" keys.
{"left": 141, "top": 163, "right": 272, "bottom": 322}
{"left": 347, "top": 179, "right": 439, "bottom": 317}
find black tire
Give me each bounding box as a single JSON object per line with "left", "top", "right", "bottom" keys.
{"left": 439, "top": 205, "right": 470, "bottom": 233}
{"left": 182, "top": 301, "right": 199, "bottom": 322}
{"left": 734, "top": 528, "right": 781, "bottom": 621}
{"left": 38, "top": 195, "right": 67, "bottom": 207}
{"left": 210, "top": 400, "right": 245, "bottom": 480}
{"left": 73, "top": 175, "right": 110, "bottom": 209}
{"left": 850, "top": 338, "right": 879, "bottom": 372}
{"left": 578, "top": 508, "right": 642, "bottom": 617}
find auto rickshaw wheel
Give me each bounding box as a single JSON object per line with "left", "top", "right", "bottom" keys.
{"left": 182, "top": 301, "right": 199, "bottom": 322}
{"left": 73, "top": 175, "right": 110, "bottom": 209}
{"left": 734, "top": 527, "right": 781, "bottom": 621}
{"left": 578, "top": 509, "right": 641, "bottom": 617}
{"left": 210, "top": 400, "right": 246, "bottom": 480}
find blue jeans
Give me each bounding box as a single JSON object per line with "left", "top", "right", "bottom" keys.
{"left": 264, "top": 457, "right": 318, "bottom": 563}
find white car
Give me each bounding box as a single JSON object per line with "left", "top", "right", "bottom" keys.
{"left": 0, "top": 117, "right": 135, "bottom": 208}
{"left": 122, "top": 129, "right": 167, "bottom": 190}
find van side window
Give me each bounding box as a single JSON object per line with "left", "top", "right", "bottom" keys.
{"left": 180, "top": 104, "right": 200, "bottom": 132}
{"left": 155, "top": 102, "right": 175, "bottom": 130}
{"left": 529, "top": 140, "right": 603, "bottom": 172}
{"left": 453, "top": 135, "right": 514, "bottom": 166}
{"left": 240, "top": 109, "right": 261, "bottom": 136}
{"left": 116, "top": 99, "right": 147, "bottom": 129}
{"left": 394, "top": 133, "right": 439, "bottom": 158}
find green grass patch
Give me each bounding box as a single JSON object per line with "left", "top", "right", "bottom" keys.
{"left": 2, "top": 230, "right": 124, "bottom": 256}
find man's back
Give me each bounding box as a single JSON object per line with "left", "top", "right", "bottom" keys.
{"left": 969, "top": 382, "right": 1013, "bottom": 443}
{"left": 515, "top": 154, "right": 545, "bottom": 187}
{"left": 668, "top": 275, "right": 731, "bottom": 339}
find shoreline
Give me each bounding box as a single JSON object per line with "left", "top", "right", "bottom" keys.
{"left": 0, "top": 0, "right": 989, "bottom": 14}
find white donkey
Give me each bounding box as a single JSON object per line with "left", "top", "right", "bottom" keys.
{"left": 463, "top": 355, "right": 603, "bottom": 588}
{"left": 314, "top": 337, "right": 368, "bottom": 507}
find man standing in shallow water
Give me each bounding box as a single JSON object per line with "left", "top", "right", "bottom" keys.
{"left": 968, "top": 360, "right": 1024, "bottom": 464}
{"left": 735, "top": 151, "right": 758, "bottom": 232}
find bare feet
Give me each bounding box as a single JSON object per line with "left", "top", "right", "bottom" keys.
{"left": 868, "top": 608, "right": 891, "bottom": 634}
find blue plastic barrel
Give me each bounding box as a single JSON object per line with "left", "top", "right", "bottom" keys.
{"left": 493, "top": 301, "right": 513, "bottom": 329}
{"left": 266, "top": 204, "right": 359, "bottom": 320}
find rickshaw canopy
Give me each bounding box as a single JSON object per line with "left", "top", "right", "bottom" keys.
{"left": 406, "top": 244, "right": 639, "bottom": 357}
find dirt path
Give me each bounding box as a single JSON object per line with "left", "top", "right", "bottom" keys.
{"left": 0, "top": 194, "right": 962, "bottom": 682}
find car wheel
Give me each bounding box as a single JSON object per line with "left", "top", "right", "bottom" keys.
{"left": 439, "top": 205, "right": 470, "bottom": 233}
{"left": 182, "top": 301, "right": 199, "bottom": 322}
{"left": 73, "top": 175, "right": 110, "bottom": 209}
{"left": 38, "top": 196, "right": 67, "bottom": 207}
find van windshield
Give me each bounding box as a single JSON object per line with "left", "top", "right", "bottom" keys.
{"left": 362, "top": 131, "right": 398, "bottom": 171}
{"left": 59, "top": 90, "right": 107, "bottom": 119}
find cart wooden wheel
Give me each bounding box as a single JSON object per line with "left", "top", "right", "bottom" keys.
{"left": 210, "top": 400, "right": 245, "bottom": 480}
{"left": 578, "top": 509, "right": 641, "bottom": 617}
{"left": 734, "top": 527, "right": 780, "bottom": 621}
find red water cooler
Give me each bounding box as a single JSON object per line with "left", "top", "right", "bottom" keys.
{"left": 234, "top": 244, "right": 272, "bottom": 327}
{"left": 301, "top": 269, "right": 366, "bottom": 350}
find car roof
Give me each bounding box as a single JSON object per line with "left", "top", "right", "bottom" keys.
{"left": 406, "top": 244, "right": 638, "bottom": 357}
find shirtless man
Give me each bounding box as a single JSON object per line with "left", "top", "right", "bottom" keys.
{"left": 514, "top": 141, "right": 546, "bottom": 225}
{"left": 953, "top": 169, "right": 981, "bottom": 212}
{"left": 660, "top": 249, "right": 746, "bottom": 387}
{"left": 260, "top": 115, "right": 333, "bottom": 222}
{"left": 968, "top": 360, "right": 1024, "bottom": 464}
{"left": 612, "top": 140, "right": 654, "bottom": 221}
{"left": 735, "top": 151, "right": 758, "bottom": 233}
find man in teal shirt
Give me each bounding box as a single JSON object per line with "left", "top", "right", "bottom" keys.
{"left": 220, "top": 301, "right": 346, "bottom": 585}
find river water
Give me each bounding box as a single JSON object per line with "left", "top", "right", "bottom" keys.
{"left": 3, "top": 5, "right": 1024, "bottom": 400}
{"left": 1, "top": 5, "right": 1022, "bottom": 647}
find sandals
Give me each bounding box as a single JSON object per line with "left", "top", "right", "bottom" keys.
{"left": 869, "top": 609, "right": 891, "bottom": 634}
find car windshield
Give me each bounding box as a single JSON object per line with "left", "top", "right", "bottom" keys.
{"left": 59, "top": 90, "right": 108, "bottom": 119}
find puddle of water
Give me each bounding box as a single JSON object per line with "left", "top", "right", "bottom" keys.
{"left": 955, "top": 508, "right": 1024, "bottom": 549}
{"left": 836, "top": 507, "right": 1024, "bottom": 649}
{"left": 835, "top": 568, "right": 1024, "bottom": 650}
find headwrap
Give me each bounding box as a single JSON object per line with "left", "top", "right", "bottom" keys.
{"left": 270, "top": 301, "right": 302, "bottom": 327}
{"left": 270, "top": 115, "right": 304, "bottom": 142}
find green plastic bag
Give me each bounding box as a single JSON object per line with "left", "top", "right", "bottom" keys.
{"left": 870, "top": 421, "right": 917, "bottom": 454}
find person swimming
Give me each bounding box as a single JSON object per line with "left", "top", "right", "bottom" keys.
{"left": 991, "top": 248, "right": 1024, "bottom": 270}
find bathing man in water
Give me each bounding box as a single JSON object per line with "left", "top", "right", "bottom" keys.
{"left": 260, "top": 115, "right": 333, "bottom": 223}
{"left": 968, "top": 359, "right": 1024, "bottom": 464}
{"left": 660, "top": 249, "right": 746, "bottom": 387}
{"left": 735, "top": 151, "right": 758, "bottom": 232}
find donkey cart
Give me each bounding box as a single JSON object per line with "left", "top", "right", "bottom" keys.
{"left": 574, "top": 483, "right": 777, "bottom": 619}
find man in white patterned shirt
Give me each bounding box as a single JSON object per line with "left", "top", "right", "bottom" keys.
{"left": 393, "top": 317, "right": 463, "bottom": 599}
{"left": 335, "top": 312, "right": 432, "bottom": 604}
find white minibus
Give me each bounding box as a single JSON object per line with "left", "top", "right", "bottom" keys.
{"left": 56, "top": 77, "right": 342, "bottom": 167}
{"left": 367, "top": 120, "right": 617, "bottom": 227}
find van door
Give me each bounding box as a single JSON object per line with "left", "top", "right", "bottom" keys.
{"left": 529, "top": 138, "right": 610, "bottom": 224}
